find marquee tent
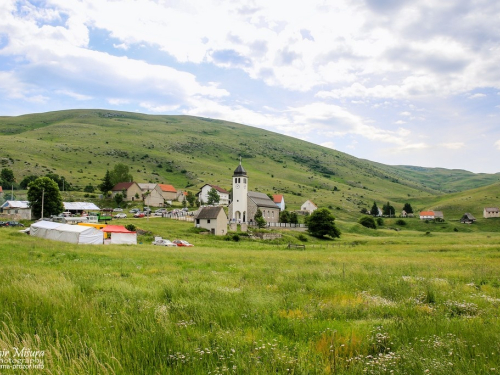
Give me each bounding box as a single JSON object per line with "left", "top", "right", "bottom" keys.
{"left": 30, "top": 221, "right": 103, "bottom": 245}
{"left": 102, "top": 225, "right": 137, "bottom": 245}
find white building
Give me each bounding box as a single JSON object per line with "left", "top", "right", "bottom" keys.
{"left": 273, "top": 194, "right": 285, "bottom": 211}
{"left": 301, "top": 200, "right": 318, "bottom": 214}
{"left": 1, "top": 200, "right": 32, "bottom": 220}
{"left": 484, "top": 207, "right": 500, "bottom": 218}
{"left": 198, "top": 184, "right": 230, "bottom": 206}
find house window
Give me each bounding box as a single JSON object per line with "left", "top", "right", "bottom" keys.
{"left": 207, "top": 219, "right": 211, "bottom": 224}
{"left": 244, "top": 178, "right": 246, "bottom": 184}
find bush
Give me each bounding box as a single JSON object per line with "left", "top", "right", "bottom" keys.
{"left": 232, "top": 234, "right": 240, "bottom": 242}
{"left": 297, "top": 234, "right": 308, "bottom": 242}
{"left": 376, "top": 217, "right": 384, "bottom": 226}
{"left": 395, "top": 219, "right": 407, "bottom": 226}
{"left": 359, "top": 216, "right": 376, "bottom": 229}
{"left": 125, "top": 224, "right": 136, "bottom": 232}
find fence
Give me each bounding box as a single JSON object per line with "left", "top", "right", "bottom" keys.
{"left": 266, "top": 222, "right": 307, "bottom": 228}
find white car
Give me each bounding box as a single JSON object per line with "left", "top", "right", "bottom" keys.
{"left": 113, "top": 213, "right": 127, "bottom": 219}
{"left": 113, "top": 208, "right": 124, "bottom": 212}
{"left": 152, "top": 239, "right": 177, "bottom": 247}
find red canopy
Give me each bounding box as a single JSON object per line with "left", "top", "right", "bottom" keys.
{"left": 102, "top": 225, "right": 135, "bottom": 233}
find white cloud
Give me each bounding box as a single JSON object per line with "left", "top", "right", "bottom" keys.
{"left": 440, "top": 142, "right": 465, "bottom": 150}
{"left": 495, "top": 140, "right": 500, "bottom": 150}
{"left": 468, "top": 93, "right": 486, "bottom": 99}
{"left": 56, "top": 90, "right": 92, "bottom": 100}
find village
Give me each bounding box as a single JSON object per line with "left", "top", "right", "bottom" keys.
{"left": 1, "top": 161, "right": 499, "bottom": 246}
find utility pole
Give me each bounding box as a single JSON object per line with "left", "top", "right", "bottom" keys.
{"left": 41, "top": 189, "right": 45, "bottom": 219}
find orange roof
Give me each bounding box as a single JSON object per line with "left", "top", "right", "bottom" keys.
{"left": 158, "top": 184, "right": 177, "bottom": 193}
{"left": 273, "top": 194, "right": 283, "bottom": 203}
{"left": 0, "top": 186, "right": 3, "bottom": 193}
{"left": 420, "top": 211, "right": 434, "bottom": 216}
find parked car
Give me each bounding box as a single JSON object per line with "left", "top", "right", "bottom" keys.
{"left": 173, "top": 240, "right": 194, "bottom": 247}
{"left": 113, "top": 213, "right": 127, "bottom": 219}
{"left": 129, "top": 208, "right": 140, "bottom": 213}
{"left": 155, "top": 208, "right": 167, "bottom": 214}
{"left": 152, "top": 239, "right": 177, "bottom": 247}
{"left": 5, "top": 221, "right": 24, "bottom": 227}
{"left": 153, "top": 212, "right": 164, "bottom": 216}
{"left": 0, "top": 221, "right": 8, "bottom": 227}
{"left": 134, "top": 212, "right": 145, "bottom": 218}
{"left": 113, "top": 208, "right": 123, "bottom": 212}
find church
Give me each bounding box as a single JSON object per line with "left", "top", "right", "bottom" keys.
{"left": 228, "top": 161, "right": 280, "bottom": 224}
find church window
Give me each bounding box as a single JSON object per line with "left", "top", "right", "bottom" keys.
{"left": 243, "top": 178, "right": 246, "bottom": 184}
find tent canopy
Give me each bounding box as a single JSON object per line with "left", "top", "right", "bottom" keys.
{"left": 102, "top": 225, "right": 135, "bottom": 233}
{"left": 30, "top": 221, "right": 102, "bottom": 245}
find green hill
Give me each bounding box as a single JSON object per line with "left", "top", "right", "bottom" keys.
{"left": 0, "top": 109, "right": 498, "bottom": 221}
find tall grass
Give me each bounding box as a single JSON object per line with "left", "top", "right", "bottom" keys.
{"left": 1, "top": 226, "right": 500, "bottom": 373}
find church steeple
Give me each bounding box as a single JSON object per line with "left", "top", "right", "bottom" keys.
{"left": 231, "top": 157, "right": 248, "bottom": 223}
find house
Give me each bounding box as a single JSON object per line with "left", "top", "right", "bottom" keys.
{"left": 227, "top": 161, "right": 280, "bottom": 224}
{"left": 483, "top": 207, "right": 500, "bottom": 218}
{"left": 111, "top": 182, "right": 142, "bottom": 202}
{"left": 138, "top": 183, "right": 165, "bottom": 207}
{"left": 158, "top": 184, "right": 178, "bottom": 202}
{"left": 273, "top": 194, "right": 285, "bottom": 211}
{"left": 419, "top": 211, "right": 435, "bottom": 220}
{"left": 198, "top": 184, "right": 230, "bottom": 206}
{"left": 177, "top": 191, "right": 187, "bottom": 203}
{"left": 195, "top": 206, "right": 228, "bottom": 235}
{"left": 63, "top": 202, "right": 100, "bottom": 216}
{"left": 301, "top": 200, "right": 318, "bottom": 214}
{"left": 0, "top": 200, "right": 32, "bottom": 220}
{"left": 434, "top": 211, "right": 444, "bottom": 220}
{"left": 460, "top": 213, "right": 476, "bottom": 224}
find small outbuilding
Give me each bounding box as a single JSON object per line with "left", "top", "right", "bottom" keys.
{"left": 1, "top": 200, "right": 32, "bottom": 220}
{"left": 484, "top": 207, "right": 499, "bottom": 218}
{"left": 460, "top": 213, "right": 476, "bottom": 224}
{"left": 300, "top": 200, "right": 318, "bottom": 214}
{"left": 102, "top": 225, "right": 137, "bottom": 245}
{"left": 195, "top": 206, "right": 228, "bottom": 235}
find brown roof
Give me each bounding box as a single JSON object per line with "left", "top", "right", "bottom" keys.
{"left": 158, "top": 184, "right": 177, "bottom": 193}
{"left": 112, "top": 182, "right": 137, "bottom": 191}
{"left": 196, "top": 206, "right": 225, "bottom": 219}
{"left": 484, "top": 207, "right": 499, "bottom": 212}
{"left": 208, "top": 184, "right": 229, "bottom": 194}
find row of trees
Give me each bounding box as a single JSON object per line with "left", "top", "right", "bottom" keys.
{"left": 363, "top": 202, "right": 414, "bottom": 216}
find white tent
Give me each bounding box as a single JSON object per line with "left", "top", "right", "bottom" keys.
{"left": 102, "top": 225, "right": 137, "bottom": 245}
{"left": 30, "top": 221, "right": 63, "bottom": 238}
{"left": 30, "top": 221, "right": 103, "bottom": 245}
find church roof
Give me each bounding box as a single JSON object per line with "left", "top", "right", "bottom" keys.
{"left": 248, "top": 191, "right": 278, "bottom": 209}
{"left": 233, "top": 162, "right": 247, "bottom": 177}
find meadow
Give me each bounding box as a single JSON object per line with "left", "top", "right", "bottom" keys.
{"left": 1, "top": 218, "right": 500, "bottom": 374}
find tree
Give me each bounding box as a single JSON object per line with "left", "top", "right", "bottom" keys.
{"left": 207, "top": 188, "right": 220, "bottom": 205}
{"left": 290, "top": 212, "right": 299, "bottom": 224}
{"left": 109, "top": 163, "right": 133, "bottom": 185}
{"left": 306, "top": 208, "right": 341, "bottom": 239}
{"left": 1, "top": 168, "right": 15, "bottom": 184}
{"left": 186, "top": 191, "right": 196, "bottom": 207}
{"left": 359, "top": 216, "right": 376, "bottom": 229}
{"left": 280, "top": 210, "right": 291, "bottom": 223}
{"left": 403, "top": 203, "right": 413, "bottom": 214}
{"left": 20, "top": 175, "right": 39, "bottom": 189}
{"left": 27, "top": 177, "right": 64, "bottom": 218}
{"left": 84, "top": 184, "right": 95, "bottom": 193}
{"left": 254, "top": 209, "right": 267, "bottom": 228}
{"left": 45, "top": 173, "right": 71, "bottom": 191}
{"left": 382, "top": 202, "right": 395, "bottom": 217}
{"left": 114, "top": 193, "right": 124, "bottom": 207}
{"left": 360, "top": 207, "right": 368, "bottom": 214}
{"left": 371, "top": 202, "right": 379, "bottom": 216}
{"left": 98, "top": 170, "right": 114, "bottom": 195}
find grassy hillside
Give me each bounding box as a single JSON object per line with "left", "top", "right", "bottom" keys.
{"left": 0, "top": 109, "right": 498, "bottom": 221}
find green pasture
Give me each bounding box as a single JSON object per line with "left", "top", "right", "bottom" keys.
{"left": 1, "top": 219, "right": 500, "bottom": 374}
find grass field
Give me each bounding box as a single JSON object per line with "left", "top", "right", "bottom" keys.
{"left": 1, "top": 218, "right": 500, "bottom": 374}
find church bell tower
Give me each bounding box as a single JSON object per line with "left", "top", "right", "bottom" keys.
{"left": 231, "top": 158, "right": 248, "bottom": 223}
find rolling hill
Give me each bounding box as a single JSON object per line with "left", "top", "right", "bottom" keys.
{"left": 1, "top": 109, "right": 499, "bottom": 221}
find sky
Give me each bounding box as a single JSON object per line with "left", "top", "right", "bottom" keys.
{"left": 1, "top": 0, "right": 500, "bottom": 173}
